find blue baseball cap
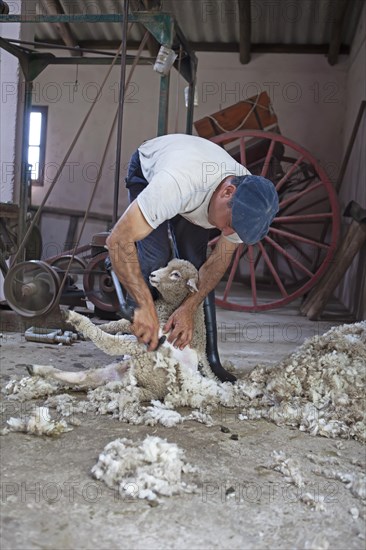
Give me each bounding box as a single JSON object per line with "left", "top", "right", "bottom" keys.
{"left": 231, "top": 175, "right": 279, "bottom": 244}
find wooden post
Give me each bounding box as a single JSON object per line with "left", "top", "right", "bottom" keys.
{"left": 302, "top": 219, "right": 366, "bottom": 320}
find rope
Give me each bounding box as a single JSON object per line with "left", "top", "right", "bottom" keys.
{"left": 54, "top": 106, "right": 118, "bottom": 306}
{"left": 207, "top": 93, "right": 269, "bottom": 133}
{"left": 54, "top": 31, "right": 150, "bottom": 304}
{"left": 13, "top": 40, "right": 125, "bottom": 265}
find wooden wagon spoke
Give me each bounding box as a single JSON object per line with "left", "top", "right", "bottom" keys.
{"left": 269, "top": 227, "right": 330, "bottom": 250}
{"left": 274, "top": 213, "right": 333, "bottom": 223}
{"left": 239, "top": 137, "right": 246, "bottom": 165}
{"left": 289, "top": 196, "right": 328, "bottom": 217}
{"left": 254, "top": 247, "right": 262, "bottom": 269}
{"left": 283, "top": 253, "right": 299, "bottom": 283}
{"left": 264, "top": 236, "right": 314, "bottom": 277}
{"left": 258, "top": 242, "right": 288, "bottom": 297}
{"left": 275, "top": 155, "right": 305, "bottom": 192}
{"left": 261, "top": 139, "right": 276, "bottom": 177}
{"left": 282, "top": 234, "right": 313, "bottom": 264}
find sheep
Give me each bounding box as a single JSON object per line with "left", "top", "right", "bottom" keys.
{"left": 12, "top": 302, "right": 366, "bottom": 439}
{"left": 29, "top": 259, "right": 215, "bottom": 402}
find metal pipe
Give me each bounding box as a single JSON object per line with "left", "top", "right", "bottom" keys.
{"left": 185, "top": 57, "right": 197, "bottom": 135}
{"left": 112, "top": 0, "right": 129, "bottom": 226}
{"left": 185, "top": 80, "right": 195, "bottom": 135}
{"left": 7, "top": 38, "right": 149, "bottom": 59}
{"left": 17, "top": 80, "right": 33, "bottom": 258}
{"left": 157, "top": 74, "right": 170, "bottom": 136}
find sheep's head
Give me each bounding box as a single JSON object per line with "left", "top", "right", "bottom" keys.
{"left": 149, "top": 259, "right": 199, "bottom": 305}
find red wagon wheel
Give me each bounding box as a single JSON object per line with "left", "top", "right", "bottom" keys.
{"left": 209, "top": 130, "right": 340, "bottom": 311}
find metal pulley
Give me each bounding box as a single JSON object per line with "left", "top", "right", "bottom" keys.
{"left": 83, "top": 252, "right": 119, "bottom": 312}
{"left": 48, "top": 255, "right": 86, "bottom": 289}
{"left": 3, "top": 255, "right": 89, "bottom": 318}
{"left": 3, "top": 250, "right": 121, "bottom": 318}
{"left": 0, "top": 2, "right": 9, "bottom": 15}
{"left": 4, "top": 260, "right": 61, "bottom": 317}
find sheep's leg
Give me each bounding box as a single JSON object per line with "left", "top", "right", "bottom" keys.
{"left": 28, "top": 364, "right": 89, "bottom": 385}
{"left": 97, "top": 319, "right": 132, "bottom": 335}
{"left": 65, "top": 310, "right": 145, "bottom": 357}
{"left": 28, "top": 362, "right": 129, "bottom": 388}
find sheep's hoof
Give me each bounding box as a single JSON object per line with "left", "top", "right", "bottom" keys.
{"left": 26, "top": 365, "right": 34, "bottom": 376}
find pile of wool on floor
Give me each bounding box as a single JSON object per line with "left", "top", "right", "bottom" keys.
{"left": 237, "top": 321, "right": 366, "bottom": 442}
{"left": 5, "top": 406, "right": 72, "bottom": 436}
{"left": 2, "top": 322, "right": 365, "bottom": 441}
{"left": 91, "top": 435, "right": 198, "bottom": 501}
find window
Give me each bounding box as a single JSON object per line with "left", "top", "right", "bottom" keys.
{"left": 28, "top": 106, "right": 48, "bottom": 186}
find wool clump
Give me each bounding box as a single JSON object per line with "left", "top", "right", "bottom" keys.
{"left": 91, "top": 435, "right": 198, "bottom": 501}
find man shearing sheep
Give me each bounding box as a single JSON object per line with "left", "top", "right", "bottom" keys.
{"left": 106, "top": 133, "right": 279, "bottom": 383}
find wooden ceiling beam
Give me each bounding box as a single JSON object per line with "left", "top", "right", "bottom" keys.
{"left": 41, "top": 0, "right": 82, "bottom": 57}
{"left": 328, "top": 0, "right": 348, "bottom": 65}
{"left": 33, "top": 39, "right": 351, "bottom": 57}
{"left": 238, "top": 0, "right": 251, "bottom": 64}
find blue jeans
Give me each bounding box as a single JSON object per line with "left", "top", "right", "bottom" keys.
{"left": 125, "top": 150, "right": 210, "bottom": 298}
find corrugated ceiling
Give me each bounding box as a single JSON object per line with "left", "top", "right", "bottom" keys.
{"left": 31, "top": 0, "right": 364, "bottom": 56}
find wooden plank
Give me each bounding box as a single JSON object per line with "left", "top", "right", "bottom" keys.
{"left": 302, "top": 220, "right": 366, "bottom": 319}
{"left": 194, "top": 92, "right": 278, "bottom": 142}
{"left": 193, "top": 117, "right": 219, "bottom": 140}
{"left": 0, "top": 203, "right": 19, "bottom": 218}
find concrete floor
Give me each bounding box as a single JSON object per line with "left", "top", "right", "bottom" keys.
{"left": 0, "top": 290, "right": 365, "bottom": 550}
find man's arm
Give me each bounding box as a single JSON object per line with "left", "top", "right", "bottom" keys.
{"left": 164, "top": 235, "right": 238, "bottom": 348}
{"left": 105, "top": 201, "right": 160, "bottom": 351}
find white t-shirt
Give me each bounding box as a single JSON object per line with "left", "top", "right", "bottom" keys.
{"left": 137, "top": 134, "right": 250, "bottom": 243}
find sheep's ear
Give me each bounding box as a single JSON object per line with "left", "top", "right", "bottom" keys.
{"left": 186, "top": 278, "right": 198, "bottom": 293}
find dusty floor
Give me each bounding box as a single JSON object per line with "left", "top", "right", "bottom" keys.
{"left": 1, "top": 293, "right": 365, "bottom": 550}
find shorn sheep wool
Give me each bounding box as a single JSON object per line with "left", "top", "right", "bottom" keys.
{"left": 6, "top": 406, "right": 72, "bottom": 436}
{"left": 4, "top": 321, "right": 365, "bottom": 442}
{"left": 91, "top": 435, "right": 198, "bottom": 501}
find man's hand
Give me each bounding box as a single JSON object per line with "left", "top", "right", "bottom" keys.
{"left": 106, "top": 201, "right": 161, "bottom": 351}
{"left": 163, "top": 303, "right": 195, "bottom": 349}
{"left": 132, "top": 304, "right": 160, "bottom": 351}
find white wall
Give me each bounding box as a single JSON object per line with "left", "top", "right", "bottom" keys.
{"left": 31, "top": 50, "right": 348, "bottom": 256}
{"left": 30, "top": 58, "right": 185, "bottom": 255}
{"left": 32, "top": 51, "right": 349, "bottom": 212}
{"left": 194, "top": 51, "right": 348, "bottom": 184}
{"left": 0, "top": 0, "right": 36, "bottom": 202}
{"left": 0, "top": 22, "right": 21, "bottom": 203}
{"left": 31, "top": 59, "right": 166, "bottom": 216}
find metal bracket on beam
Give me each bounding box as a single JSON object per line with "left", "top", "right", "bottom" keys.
{"left": 141, "top": 13, "right": 174, "bottom": 48}
{"left": 0, "top": 11, "right": 174, "bottom": 46}
{"left": 0, "top": 37, "right": 55, "bottom": 80}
